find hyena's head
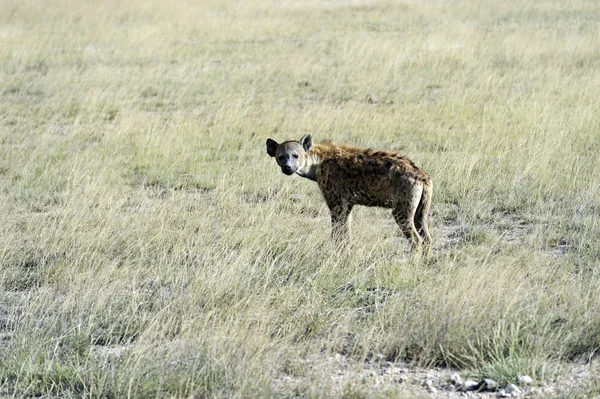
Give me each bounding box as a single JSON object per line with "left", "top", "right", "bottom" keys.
{"left": 266, "top": 134, "right": 312, "bottom": 175}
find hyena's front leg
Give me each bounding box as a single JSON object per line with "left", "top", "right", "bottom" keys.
{"left": 328, "top": 203, "right": 353, "bottom": 243}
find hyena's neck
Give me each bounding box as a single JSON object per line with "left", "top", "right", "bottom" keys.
{"left": 296, "top": 144, "right": 333, "bottom": 182}
{"left": 296, "top": 152, "right": 321, "bottom": 182}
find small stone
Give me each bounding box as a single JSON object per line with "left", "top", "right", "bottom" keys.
{"left": 479, "top": 378, "right": 499, "bottom": 391}
{"left": 450, "top": 373, "right": 463, "bottom": 386}
{"left": 424, "top": 379, "right": 437, "bottom": 393}
{"left": 366, "top": 94, "right": 379, "bottom": 104}
{"left": 376, "top": 353, "right": 385, "bottom": 360}
{"left": 506, "top": 384, "right": 521, "bottom": 394}
{"left": 496, "top": 389, "right": 509, "bottom": 398}
{"left": 334, "top": 353, "right": 345, "bottom": 362}
{"left": 385, "top": 365, "right": 399, "bottom": 375}
{"left": 517, "top": 375, "right": 533, "bottom": 385}
{"left": 0, "top": 332, "right": 12, "bottom": 342}
{"left": 0, "top": 316, "right": 9, "bottom": 330}
{"left": 462, "top": 380, "right": 479, "bottom": 391}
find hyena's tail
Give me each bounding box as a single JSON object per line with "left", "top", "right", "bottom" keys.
{"left": 414, "top": 179, "right": 432, "bottom": 247}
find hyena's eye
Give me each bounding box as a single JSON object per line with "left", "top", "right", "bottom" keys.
{"left": 278, "top": 155, "right": 285, "bottom": 161}
{"left": 292, "top": 153, "right": 299, "bottom": 159}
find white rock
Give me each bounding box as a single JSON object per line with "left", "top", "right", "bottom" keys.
{"left": 496, "top": 389, "right": 509, "bottom": 398}
{"left": 542, "top": 386, "right": 555, "bottom": 394}
{"left": 462, "top": 380, "right": 479, "bottom": 391}
{"left": 506, "top": 384, "right": 522, "bottom": 396}
{"left": 450, "top": 373, "right": 463, "bottom": 386}
{"left": 481, "top": 378, "right": 499, "bottom": 391}
{"left": 366, "top": 93, "right": 380, "bottom": 104}
{"left": 517, "top": 375, "right": 533, "bottom": 385}
{"left": 506, "top": 384, "right": 521, "bottom": 392}
{"left": 386, "top": 365, "right": 399, "bottom": 375}
{"left": 425, "top": 379, "right": 437, "bottom": 393}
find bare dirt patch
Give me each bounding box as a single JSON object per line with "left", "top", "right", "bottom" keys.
{"left": 274, "top": 353, "right": 598, "bottom": 398}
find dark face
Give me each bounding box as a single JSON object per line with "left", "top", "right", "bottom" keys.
{"left": 266, "top": 135, "right": 312, "bottom": 176}
{"left": 274, "top": 142, "right": 303, "bottom": 175}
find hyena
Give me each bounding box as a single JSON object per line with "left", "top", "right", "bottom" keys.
{"left": 266, "top": 134, "right": 432, "bottom": 252}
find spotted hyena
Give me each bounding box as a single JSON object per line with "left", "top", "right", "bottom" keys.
{"left": 266, "top": 134, "right": 432, "bottom": 252}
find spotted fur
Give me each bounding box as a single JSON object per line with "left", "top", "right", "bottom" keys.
{"left": 266, "top": 134, "right": 432, "bottom": 252}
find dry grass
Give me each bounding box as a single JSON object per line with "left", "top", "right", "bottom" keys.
{"left": 1, "top": 0, "right": 600, "bottom": 397}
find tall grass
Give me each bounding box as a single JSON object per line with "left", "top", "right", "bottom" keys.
{"left": 1, "top": 0, "right": 600, "bottom": 397}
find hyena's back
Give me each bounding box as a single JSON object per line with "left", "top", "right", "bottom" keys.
{"left": 317, "top": 146, "right": 430, "bottom": 209}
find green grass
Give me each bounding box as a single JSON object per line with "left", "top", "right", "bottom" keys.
{"left": 1, "top": 0, "right": 600, "bottom": 397}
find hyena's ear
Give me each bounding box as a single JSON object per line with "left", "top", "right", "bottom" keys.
{"left": 299, "top": 134, "right": 312, "bottom": 152}
{"left": 266, "top": 138, "right": 279, "bottom": 157}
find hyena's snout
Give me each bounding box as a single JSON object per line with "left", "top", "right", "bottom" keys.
{"left": 278, "top": 154, "right": 300, "bottom": 175}
{"left": 281, "top": 163, "right": 296, "bottom": 175}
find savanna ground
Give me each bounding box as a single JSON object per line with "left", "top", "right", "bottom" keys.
{"left": 1, "top": 0, "right": 600, "bottom": 397}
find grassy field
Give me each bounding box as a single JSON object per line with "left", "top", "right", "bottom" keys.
{"left": 1, "top": 0, "right": 600, "bottom": 397}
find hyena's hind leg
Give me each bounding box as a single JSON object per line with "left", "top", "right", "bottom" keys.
{"left": 392, "top": 183, "right": 424, "bottom": 252}
{"left": 414, "top": 182, "right": 433, "bottom": 251}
